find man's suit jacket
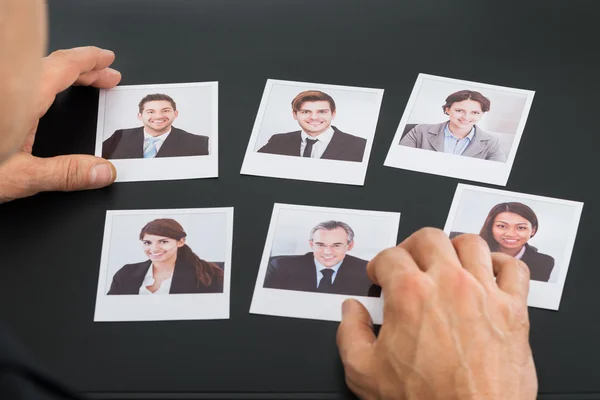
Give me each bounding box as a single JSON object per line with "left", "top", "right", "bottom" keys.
{"left": 263, "top": 252, "right": 381, "bottom": 297}
{"left": 399, "top": 121, "right": 506, "bottom": 162}
{"left": 521, "top": 244, "right": 555, "bottom": 282}
{"left": 258, "top": 126, "right": 367, "bottom": 162}
{"left": 107, "top": 259, "right": 224, "bottom": 294}
{"left": 102, "top": 126, "right": 209, "bottom": 159}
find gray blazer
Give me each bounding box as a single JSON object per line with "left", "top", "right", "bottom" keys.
{"left": 399, "top": 121, "right": 506, "bottom": 162}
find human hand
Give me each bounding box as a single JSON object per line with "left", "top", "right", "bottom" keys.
{"left": 0, "top": 46, "right": 121, "bottom": 203}
{"left": 337, "top": 228, "right": 537, "bottom": 400}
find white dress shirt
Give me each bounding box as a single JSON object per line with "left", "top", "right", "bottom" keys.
{"left": 143, "top": 129, "right": 172, "bottom": 154}
{"left": 314, "top": 258, "right": 343, "bottom": 287}
{"left": 514, "top": 245, "right": 526, "bottom": 260}
{"left": 300, "top": 127, "right": 335, "bottom": 158}
{"left": 138, "top": 263, "right": 173, "bottom": 295}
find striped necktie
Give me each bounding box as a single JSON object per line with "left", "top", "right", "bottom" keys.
{"left": 143, "top": 137, "right": 159, "bottom": 158}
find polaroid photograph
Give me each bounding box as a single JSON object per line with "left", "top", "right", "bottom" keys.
{"left": 384, "top": 73, "right": 535, "bottom": 185}
{"left": 443, "top": 184, "right": 583, "bottom": 310}
{"left": 94, "top": 207, "right": 233, "bottom": 322}
{"left": 250, "top": 203, "right": 400, "bottom": 324}
{"left": 240, "top": 79, "right": 384, "bottom": 186}
{"left": 95, "top": 82, "right": 219, "bottom": 182}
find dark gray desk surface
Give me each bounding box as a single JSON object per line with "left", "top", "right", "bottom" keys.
{"left": 0, "top": 0, "right": 598, "bottom": 399}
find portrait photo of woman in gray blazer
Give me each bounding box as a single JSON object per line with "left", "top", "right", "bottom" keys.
{"left": 399, "top": 90, "right": 507, "bottom": 162}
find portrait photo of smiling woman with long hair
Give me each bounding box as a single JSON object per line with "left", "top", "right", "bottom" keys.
{"left": 443, "top": 184, "right": 584, "bottom": 311}
{"left": 479, "top": 202, "right": 554, "bottom": 282}
{"left": 107, "top": 218, "right": 224, "bottom": 295}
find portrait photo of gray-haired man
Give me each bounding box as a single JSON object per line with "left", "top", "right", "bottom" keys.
{"left": 263, "top": 220, "right": 380, "bottom": 297}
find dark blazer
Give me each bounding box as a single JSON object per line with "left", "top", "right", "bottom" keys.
{"left": 102, "top": 126, "right": 209, "bottom": 159}
{"left": 521, "top": 244, "right": 555, "bottom": 282}
{"left": 257, "top": 126, "right": 366, "bottom": 162}
{"left": 263, "top": 252, "right": 381, "bottom": 297}
{"left": 107, "top": 259, "right": 224, "bottom": 295}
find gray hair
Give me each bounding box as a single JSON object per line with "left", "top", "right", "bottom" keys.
{"left": 309, "top": 220, "right": 355, "bottom": 243}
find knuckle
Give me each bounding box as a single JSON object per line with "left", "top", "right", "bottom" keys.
{"left": 51, "top": 48, "right": 76, "bottom": 61}
{"left": 56, "top": 157, "right": 82, "bottom": 191}
{"left": 387, "top": 270, "right": 433, "bottom": 306}
{"left": 452, "top": 232, "right": 488, "bottom": 249}
{"left": 415, "top": 227, "right": 447, "bottom": 242}
{"left": 379, "top": 246, "right": 406, "bottom": 264}
{"left": 49, "top": 48, "right": 79, "bottom": 74}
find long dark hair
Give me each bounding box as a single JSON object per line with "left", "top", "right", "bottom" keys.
{"left": 139, "top": 218, "right": 224, "bottom": 288}
{"left": 479, "top": 202, "right": 539, "bottom": 251}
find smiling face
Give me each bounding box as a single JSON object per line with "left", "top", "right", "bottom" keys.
{"left": 137, "top": 100, "right": 178, "bottom": 136}
{"left": 309, "top": 227, "right": 354, "bottom": 267}
{"left": 142, "top": 234, "right": 185, "bottom": 265}
{"left": 491, "top": 212, "right": 536, "bottom": 253}
{"left": 293, "top": 101, "right": 336, "bottom": 137}
{"left": 445, "top": 99, "right": 484, "bottom": 133}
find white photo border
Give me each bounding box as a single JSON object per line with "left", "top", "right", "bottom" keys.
{"left": 443, "top": 184, "right": 584, "bottom": 310}
{"left": 384, "top": 73, "right": 535, "bottom": 186}
{"left": 250, "top": 203, "right": 401, "bottom": 324}
{"left": 95, "top": 82, "right": 219, "bottom": 182}
{"left": 94, "top": 207, "right": 234, "bottom": 322}
{"left": 240, "top": 79, "right": 384, "bottom": 186}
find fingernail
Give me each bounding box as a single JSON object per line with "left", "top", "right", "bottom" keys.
{"left": 101, "top": 49, "right": 115, "bottom": 57}
{"left": 107, "top": 68, "right": 121, "bottom": 76}
{"left": 342, "top": 299, "right": 353, "bottom": 317}
{"left": 89, "top": 163, "right": 114, "bottom": 188}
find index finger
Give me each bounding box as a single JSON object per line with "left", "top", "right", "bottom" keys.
{"left": 366, "top": 245, "right": 421, "bottom": 288}
{"left": 492, "top": 252, "right": 531, "bottom": 301}
{"left": 398, "top": 227, "right": 463, "bottom": 273}
{"left": 41, "top": 46, "right": 118, "bottom": 95}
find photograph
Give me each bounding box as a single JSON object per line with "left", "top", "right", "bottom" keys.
{"left": 384, "top": 73, "right": 535, "bottom": 185}
{"left": 94, "top": 82, "right": 219, "bottom": 182}
{"left": 250, "top": 203, "right": 401, "bottom": 324}
{"left": 94, "top": 207, "right": 233, "bottom": 322}
{"left": 443, "top": 184, "right": 584, "bottom": 310}
{"left": 240, "top": 79, "right": 384, "bottom": 186}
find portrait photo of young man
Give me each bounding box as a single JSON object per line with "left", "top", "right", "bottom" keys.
{"left": 241, "top": 80, "right": 384, "bottom": 186}
{"left": 102, "top": 93, "right": 209, "bottom": 160}
{"left": 258, "top": 90, "right": 366, "bottom": 162}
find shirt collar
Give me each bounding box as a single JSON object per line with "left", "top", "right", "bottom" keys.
{"left": 514, "top": 245, "right": 527, "bottom": 260}
{"left": 301, "top": 126, "right": 335, "bottom": 146}
{"left": 444, "top": 122, "right": 475, "bottom": 141}
{"left": 142, "top": 262, "right": 173, "bottom": 285}
{"left": 313, "top": 257, "right": 344, "bottom": 276}
{"left": 144, "top": 128, "right": 172, "bottom": 142}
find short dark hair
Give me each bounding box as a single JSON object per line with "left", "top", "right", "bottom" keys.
{"left": 442, "top": 90, "right": 491, "bottom": 114}
{"left": 138, "top": 93, "right": 177, "bottom": 113}
{"left": 479, "top": 202, "right": 539, "bottom": 251}
{"left": 291, "top": 90, "right": 336, "bottom": 114}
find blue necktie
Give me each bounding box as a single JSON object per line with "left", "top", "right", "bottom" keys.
{"left": 143, "top": 137, "right": 159, "bottom": 158}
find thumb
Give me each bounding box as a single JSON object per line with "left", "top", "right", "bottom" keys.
{"left": 34, "top": 154, "right": 116, "bottom": 192}
{"left": 336, "top": 299, "right": 376, "bottom": 367}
